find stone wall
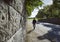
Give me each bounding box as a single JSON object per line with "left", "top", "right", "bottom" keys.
{"left": 0, "top": 0, "right": 26, "bottom": 42}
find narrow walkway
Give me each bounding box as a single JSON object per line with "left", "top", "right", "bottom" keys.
{"left": 26, "top": 19, "right": 60, "bottom": 42}
{"left": 26, "top": 20, "right": 51, "bottom": 42}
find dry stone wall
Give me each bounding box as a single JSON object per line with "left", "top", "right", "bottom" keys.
{"left": 0, "top": 0, "right": 26, "bottom": 42}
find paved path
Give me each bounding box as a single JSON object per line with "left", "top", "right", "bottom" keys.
{"left": 26, "top": 20, "right": 60, "bottom": 42}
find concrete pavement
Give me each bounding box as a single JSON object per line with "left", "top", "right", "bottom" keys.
{"left": 26, "top": 20, "right": 60, "bottom": 42}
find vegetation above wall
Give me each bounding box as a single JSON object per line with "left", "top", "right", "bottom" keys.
{"left": 26, "top": 0, "right": 43, "bottom": 16}
{"left": 36, "top": 0, "right": 60, "bottom": 18}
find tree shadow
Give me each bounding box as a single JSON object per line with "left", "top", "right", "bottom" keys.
{"left": 37, "top": 23, "right": 60, "bottom": 42}
{"left": 42, "top": 23, "right": 60, "bottom": 28}
{"left": 27, "top": 29, "right": 34, "bottom": 34}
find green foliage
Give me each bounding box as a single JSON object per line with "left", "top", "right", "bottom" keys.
{"left": 36, "top": 5, "right": 50, "bottom": 18}
{"left": 26, "top": 0, "right": 43, "bottom": 16}
{"left": 48, "top": 0, "right": 60, "bottom": 18}
{"left": 36, "top": 10, "right": 44, "bottom": 18}
{"left": 36, "top": 0, "right": 60, "bottom": 18}
{"left": 53, "top": 0, "right": 60, "bottom": 8}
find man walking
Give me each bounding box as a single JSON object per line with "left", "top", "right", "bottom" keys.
{"left": 32, "top": 18, "right": 36, "bottom": 29}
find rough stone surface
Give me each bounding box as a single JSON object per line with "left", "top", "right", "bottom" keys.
{"left": 0, "top": 0, "right": 26, "bottom": 42}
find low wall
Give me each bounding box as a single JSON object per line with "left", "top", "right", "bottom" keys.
{"left": 0, "top": 0, "right": 26, "bottom": 42}
{"left": 7, "top": 28, "right": 25, "bottom": 42}
{"left": 38, "top": 18, "right": 60, "bottom": 25}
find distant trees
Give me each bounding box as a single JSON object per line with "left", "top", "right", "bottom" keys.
{"left": 36, "top": 5, "right": 51, "bottom": 19}
{"left": 36, "top": 0, "right": 60, "bottom": 18}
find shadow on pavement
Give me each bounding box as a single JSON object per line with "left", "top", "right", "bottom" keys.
{"left": 27, "top": 29, "right": 34, "bottom": 34}
{"left": 37, "top": 23, "right": 60, "bottom": 42}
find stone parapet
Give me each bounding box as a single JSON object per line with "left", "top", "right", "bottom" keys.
{"left": 0, "top": 0, "right": 26, "bottom": 42}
